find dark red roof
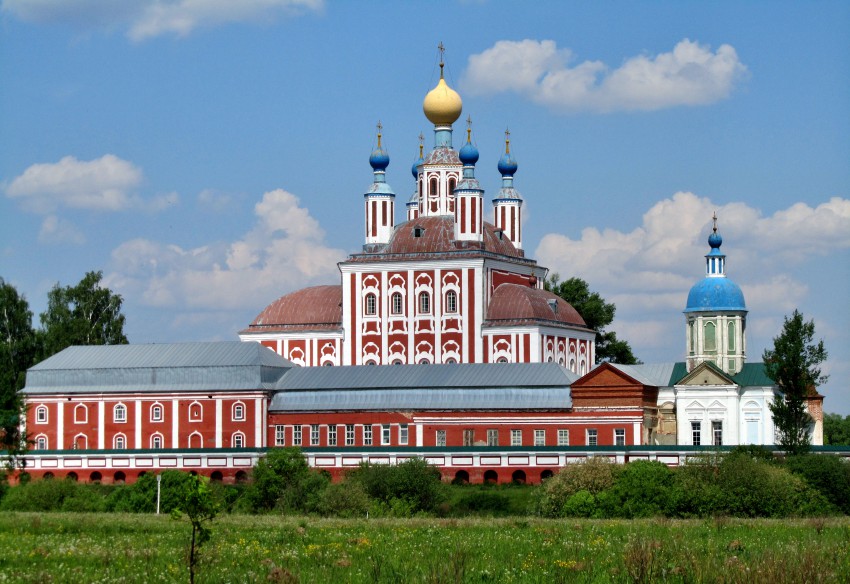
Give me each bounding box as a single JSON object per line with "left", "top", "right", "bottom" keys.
{"left": 241, "top": 285, "right": 342, "bottom": 333}
{"left": 347, "top": 216, "right": 528, "bottom": 263}
{"left": 485, "top": 284, "right": 589, "bottom": 330}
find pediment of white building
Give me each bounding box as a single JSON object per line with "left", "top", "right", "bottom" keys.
{"left": 676, "top": 361, "right": 735, "bottom": 387}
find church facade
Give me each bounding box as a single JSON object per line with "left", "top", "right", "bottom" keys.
{"left": 17, "top": 57, "right": 823, "bottom": 485}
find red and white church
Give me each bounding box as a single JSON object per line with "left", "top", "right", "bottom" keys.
{"left": 19, "top": 58, "right": 815, "bottom": 485}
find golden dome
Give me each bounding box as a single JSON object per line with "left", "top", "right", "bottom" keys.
{"left": 423, "top": 67, "right": 462, "bottom": 126}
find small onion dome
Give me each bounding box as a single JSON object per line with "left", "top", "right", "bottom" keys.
{"left": 459, "top": 140, "right": 479, "bottom": 166}
{"left": 369, "top": 147, "right": 389, "bottom": 171}
{"left": 411, "top": 154, "right": 424, "bottom": 179}
{"left": 423, "top": 72, "right": 462, "bottom": 125}
{"left": 498, "top": 151, "right": 517, "bottom": 176}
{"left": 708, "top": 231, "right": 723, "bottom": 249}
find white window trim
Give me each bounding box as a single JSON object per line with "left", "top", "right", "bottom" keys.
{"left": 150, "top": 432, "right": 164, "bottom": 449}
{"left": 232, "top": 431, "right": 245, "bottom": 448}
{"left": 398, "top": 424, "right": 408, "bottom": 445}
{"left": 150, "top": 402, "right": 164, "bottom": 423}
{"left": 188, "top": 401, "right": 203, "bottom": 422}
{"left": 113, "top": 433, "right": 127, "bottom": 450}
{"left": 35, "top": 434, "right": 48, "bottom": 450}
{"left": 232, "top": 401, "right": 246, "bottom": 422}
{"left": 35, "top": 405, "right": 48, "bottom": 424}
{"left": 275, "top": 425, "right": 286, "bottom": 446}
{"left": 74, "top": 403, "right": 88, "bottom": 424}
{"left": 113, "top": 403, "right": 127, "bottom": 423}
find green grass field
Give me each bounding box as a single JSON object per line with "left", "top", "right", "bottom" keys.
{"left": 1, "top": 513, "right": 849, "bottom": 583}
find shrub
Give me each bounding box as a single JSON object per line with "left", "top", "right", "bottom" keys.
{"left": 535, "top": 457, "right": 619, "bottom": 518}
{"left": 785, "top": 454, "right": 850, "bottom": 514}
{"left": 562, "top": 490, "right": 596, "bottom": 518}
{"left": 347, "top": 457, "right": 444, "bottom": 515}
{"left": 107, "top": 471, "right": 194, "bottom": 514}
{"left": 317, "top": 481, "right": 370, "bottom": 518}
{"left": 0, "top": 476, "right": 112, "bottom": 512}
{"left": 667, "top": 461, "right": 727, "bottom": 518}
{"left": 241, "top": 447, "right": 320, "bottom": 513}
{"left": 454, "top": 490, "right": 511, "bottom": 515}
{"left": 601, "top": 460, "right": 673, "bottom": 518}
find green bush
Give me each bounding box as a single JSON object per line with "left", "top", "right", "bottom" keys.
{"left": 785, "top": 454, "right": 850, "bottom": 514}
{"left": 562, "top": 490, "right": 597, "bottom": 518}
{"left": 535, "top": 457, "right": 619, "bottom": 518}
{"left": 241, "top": 447, "right": 321, "bottom": 513}
{"left": 0, "top": 476, "right": 114, "bottom": 512}
{"left": 454, "top": 490, "right": 511, "bottom": 515}
{"left": 347, "top": 457, "right": 444, "bottom": 515}
{"left": 106, "top": 471, "right": 194, "bottom": 514}
{"left": 316, "top": 481, "right": 370, "bottom": 518}
{"left": 601, "top": 460, "right": 674, "bottom": 518}
{"left": 667, "top": 459, "right": 727, "bottom": 517}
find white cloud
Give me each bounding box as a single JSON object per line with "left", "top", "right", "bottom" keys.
{"left": 1, "top": 0, "right": 323, "bottom": 40}
{"left": 107, "top": 188, "right": 345, "bottom": 312}
{"left": 463, "top": 39, "right": 748, "bottom": 113}
{"left": 37, "top": 215, "right": 86, "bottom": 245}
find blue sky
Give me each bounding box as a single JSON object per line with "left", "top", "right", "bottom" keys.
{"left": 2, "top": 1, "right": 848, "bottom": 412}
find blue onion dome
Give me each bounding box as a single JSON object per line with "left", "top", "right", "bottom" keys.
{"left": 708, "top": 231, "right": 722, "bottom": 249}
{"left": 685, "top": 278, "right": 746, "bottom": 312}
{"left": 369, "top": 122, "right": 390, "bottom": 171}
{"left": 459, "top": 117, "right": 479, "bottom": 165}
{"left": 411, "top": 135, "right": 424, "bottom": 179}
{"left": 497, "top": 129, "right": 518, "bottom": 176}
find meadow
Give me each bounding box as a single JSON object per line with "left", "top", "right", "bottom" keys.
{"left": 1, "top": 512, "right": 849, "bottom": 583}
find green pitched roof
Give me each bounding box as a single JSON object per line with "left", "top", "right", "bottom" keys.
{"left": 732, "top": 362, "right": 775, "bottom": 387}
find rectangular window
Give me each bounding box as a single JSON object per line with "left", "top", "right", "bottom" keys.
{"left": 419, "top": 292, "right": 431, "bottom": 314}
{"left": 511, "top": 429, "right": 522, "bottom": 446}
{"left": 275, "top": 425, "right": 286, "bottom": 446}
{"left": 691, "top": 421, "right": 702, "bottom": 446}
{"left": 36, "top": 406, "right": 48, "bottom": 424}
{"left": 382, "top": 424, "right": 391, "bottom": 445}
{"left": 436, "top": 430, "right": 446, "bottom": 447}
{"left": 487, "top": 429, "right": 498, "bottom": 446}
{"left": 345, "top": 424, "right": 355, "bottom": 446}
{"left": 615, "top": 428, "right": 626, "bottom": 446}
{"left": 463, "top": 429, "right": 474, "bottom": 446}
{"left": 311, "top": 424, "right": 320, "bottom": 446}
{"left": 534, "top": 429, "right": 546, "bottom": 446}
{"left": 151, "top": 404, "right": 163, "bottom": 422}
{"left": 293, "top": 425, "right": 302, "bottom": 446}
{"left": 114, "top": 405, "right": 126, "bottom": 423}
{"left": 399, "top": 424, "right": 408, "bottom": 445}
{"left": 557, "top": 429, "right": 570, "bottom": 446}
{"left": 586, "top": 429, "right": 598, "bottom": 446}
{"left": 363, "top": 425, "right": 373, "bottom": 446}
{"left": 328, "top": 425, "right": 337, "bottom": 446}
{"left": 391, "top": 293, "right": 403, "bottom": 315}
{"left": 712, "top": 421, "right": 723, "bottom": 446}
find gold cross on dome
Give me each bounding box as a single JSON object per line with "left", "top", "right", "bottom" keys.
{"left": 376, "top": 120, "right": 383, "bottom": 147}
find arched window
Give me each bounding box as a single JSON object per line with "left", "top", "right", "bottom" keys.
{"left": 74, "top": 434, "right": 87, "bottom": 450}
{"left": 150, "top": 434, "right": 163, "bottom": 449}
{"left": 35, "top": 405, "right": 48, "bottom": 424}
{"left": 232, "top": 402, "right": 245, "bottom": 422}
{"left": 418, "top": 291, "right": 431, "bottom": 315}
{"left": 445, "top": 358, "right": 457, "bottom": 364}
{"left": 113, "top": 434, "right": 126, "bottom": 450}
{"left": 189, "top": 402, "right": 203, "bottom": 422}
{"left": 74, "top": 404, "right": 88, "bottom": 424}
{"left": 151, "top": 403, "right": 163, "bottom": 422}
{"left": 688, "top": 320, "right": 695, "bottom": 355}
{"left": 113, "top": 403, "right": 127, "bottom": 423}
{"left": 728, "top": 321, "right": 736, "bottom": 352}
{"left": 445, "top": 290, "right": 457, "bottom": 313}
{"left": 35, "top": 435, "right": 47, "bottom": 450}
{"left": 232, "top": 432, "right": 245, "bottom": 448}
{"left": 364, "top": 293, "right": 377, "bottom": 316}
{"left": 391, "top": 292, "right": 403, "bottom": 315}
{"left": 704, "top": 321, "right": 717, "bottom": 352}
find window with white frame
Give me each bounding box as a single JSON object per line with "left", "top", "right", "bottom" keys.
{"left": 615, "top": 428, "right": 626, "bottom": 446}
{"left": 436, "top": 430, "right": 446, "bottom": 447}
{"left": 74, "top": 404, "right": 87, "bottom": 424}
{"left": 232, "top": 402, "right": 245, "bottom": 422}
{"left": 232, "top": 432, "right": 245, "bottom": 448}
{"left": 113, "top": 403, "right": 127, "bottom": 423}
{"left": 293, "top": 425, "right": 303, "bottom": 446}
{"left": 712, "top": 421, "right": 723, "bottom": 446}
{"left": 328, "top": 425, "right": 337, "bottom": 446}
{"left": 586, "top": 429, "right": 598, "bottom": 446}
{"left": 114, "top": 434, "right": 126, "bottom": 449}
{"left": 445, "top": 290, "right": 457, "bottom": 313}
{"left": 36, "top": 435, "right": 47, "bottom": 450}
{"left": 151, "top": 434, "right": 163, "bottom": 449}
{"left": 557, "top": 429, "right": 569, "bottom": 446}
{"left": 311, "top": 424, "right": 320, "bottom": 446}
{"left": 391, "top": 292, "right": 403, "bottom": 315}
{"left": 35, "top": 405, "right": 48, "bottom": 424}
{"left": 275, "top": 425, "right": 285, "bottom": 446}
{"left": 534, "top": 429, "right": 545, "bottom": 446}
{"left": 381, "top": 424, "right": 391, "bottom": 445}
{"left": 364, "top": 293, "right": 377, "bottom": 316}
{"left": 398, "top": 424, "right": 408, "bottom": 445}
{"left": 345, "top": 424, "right": 355, "bottom": 446}
{"left": 463, "top": 429, "right": 474, "bottom": 446}
{"left": 189, "top": 402, "right": 202, "bottom": 421}
{"left": 487, "top": 429, "right": 498, "bottom": 446}
{"left": 151, "top": 403, "right": 163, "bottom": 422}
{"left": 418, "top": 291, "right": 431, "bottom": 314}
{"left": 363, "top": 425, "right": 373, "bottom": 446}
{"left": 511, "top": 429, "right": 522, "bottom": 446}
{"left": 691, "top": 421, "right": 702, "bottom": 446}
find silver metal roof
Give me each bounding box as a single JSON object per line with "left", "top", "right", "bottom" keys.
{"left": 275, "top": 362, "right": 578, "bottom": 392}
{"left": 270, "top": 387, "right": 571, "bottom": 411}
{"left": 606, "top": 363, "right": 678, "bottom": 388}
{"left": 24, "top": 342, "right": 293, "bottom": 394}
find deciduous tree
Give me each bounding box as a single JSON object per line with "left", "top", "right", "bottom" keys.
{"left": 39, "top": 271, "right": 128, "bottom": 359}
{"left": 545, "top": 275, "right": 639, "bottom": 364}
{"left": 764, "top": 309, "right": 828, "bottom": 455}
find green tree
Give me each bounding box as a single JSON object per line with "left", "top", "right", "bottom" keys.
{"left": 172, "top": 474, "right": 218, "bottom": 584}
{"left": 764, "top": 310, "right": 828, "bottom": 455}
{"left": 545, "top": 275, "right": 639, "bottom": 364}
{"left": 39, "top": 270, "right": 128, "bottom": 359}
{"left": 0, "top": 279, "right": 39, "bottom": 466}
{"left": 823, "top": 413, "right": 850, "bottom": 445}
